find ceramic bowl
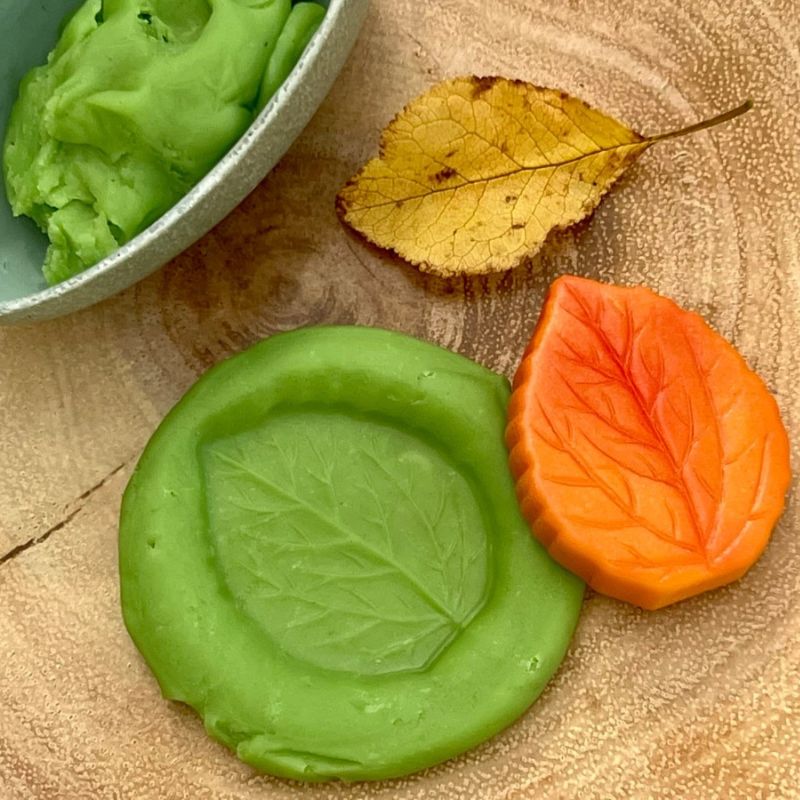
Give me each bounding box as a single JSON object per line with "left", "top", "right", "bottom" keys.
{"left": 0, "top": 0, "right": 369, "bottom": 324}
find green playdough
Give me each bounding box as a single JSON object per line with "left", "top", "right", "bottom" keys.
{"left": 2, "top": 0, "right": 325, "bottom": 285}
{"left": 119, "top": 327, "right": 584, "bottom": 782}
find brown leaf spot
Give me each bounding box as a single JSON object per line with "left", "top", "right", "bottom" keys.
{"left": 512, "top": 223, "right": 525, "bottom": 229}
{"left": 470, "top": 75, "right": 500, "bottom": 98}
{"left": 432, "top": 167, "right": 457, "bottom": 184}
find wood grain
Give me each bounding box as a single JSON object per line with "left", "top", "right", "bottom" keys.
{"left": 1, "top": 0, "right": 798, "bottom": 796}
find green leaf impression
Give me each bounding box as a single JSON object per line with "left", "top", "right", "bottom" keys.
{"left": 201, "top": 411, "right": 490, "bottom": 676}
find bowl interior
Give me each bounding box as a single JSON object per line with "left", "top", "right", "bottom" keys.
{"left": 0, "top": 0, "right": 81, "bottom": 301}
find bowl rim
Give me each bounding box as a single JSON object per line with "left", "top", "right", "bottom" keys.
{"left": 0, "top": 0, "right": 359, "bottom": 321}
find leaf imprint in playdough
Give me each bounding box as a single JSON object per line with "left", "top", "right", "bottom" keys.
{"left": 337, "top": 76, "right": 752, "bottom": 277}
{"left": 506, "top": 276, "right": 791, "bottom": 610}
{"left": 202, "top": 412, "right": 489, "bottom": 675}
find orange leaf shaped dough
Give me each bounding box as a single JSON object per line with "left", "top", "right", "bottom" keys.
{"left": 506, "top": 276, "right": 791, "bottom": 610}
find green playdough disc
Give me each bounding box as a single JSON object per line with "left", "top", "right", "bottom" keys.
{"left": 119, "top": 326, "right": 584, "bottom": 781}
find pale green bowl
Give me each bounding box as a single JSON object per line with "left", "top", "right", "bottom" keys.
{"left": 0, "top": 0, "right": 368, "bottom": 324}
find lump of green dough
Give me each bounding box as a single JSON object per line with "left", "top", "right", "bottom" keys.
{"left": 2, "top": 0, "right": 325, "bottom": 285}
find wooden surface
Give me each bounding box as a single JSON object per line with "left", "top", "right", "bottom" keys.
{"left": 1, "top": 0, "right": 798, "bottom": 797}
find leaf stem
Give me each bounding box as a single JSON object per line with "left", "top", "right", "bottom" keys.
{"left": 647, "top": 99, "right": 754, "bottom": 143}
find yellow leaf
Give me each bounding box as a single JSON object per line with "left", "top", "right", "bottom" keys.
{"left": 337, "top": 77, "right": 752, "bottom": 277}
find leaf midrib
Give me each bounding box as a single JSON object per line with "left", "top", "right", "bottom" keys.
{"left": 561, "top": 285, "right": 715, "bottom": 559}
{"left": 350, "top": 140, "right": 648, "bottom": 212}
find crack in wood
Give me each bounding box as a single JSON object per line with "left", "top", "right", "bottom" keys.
{"left": 0, "top": 461, "right": 130, "bottom": 569}
{"left": 345, "top": 237, "right": 381, "bottom": 281}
